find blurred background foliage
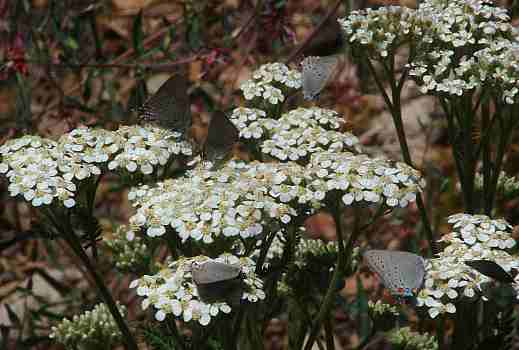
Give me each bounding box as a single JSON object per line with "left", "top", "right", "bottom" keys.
{"left": 0, "top": 0, "right": 518, "bottom": 349}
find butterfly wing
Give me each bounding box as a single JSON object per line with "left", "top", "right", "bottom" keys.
{"left": 138, "top": 74, "right": 192, "bottom": 135}
{"left": 192, "top": 261, "right": 241, "bottom": 285}
{"left": 196, "top": 279, "right": 245, "bottom": 304}
{"left": 302, "top": 55, "right": 338, "bottom": 100}
{"left": 302, "top": 18, "right": 344, "bottom": 57}
{"left": 204, "top": 111, "right": 239, "bottom": 163}
{"left": 364, "top": 250, "right": 425, "bottom": 297}
{"left": 393, "top": 251, "right": 426, "bottom": 295}
{"left": 465, "top": 260, "right": 515, "bottom": 284}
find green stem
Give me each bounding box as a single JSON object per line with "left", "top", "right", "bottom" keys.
{"left": 62, "top": 231, "right": 139, "bottom": 350}
{"left": 365, "top": 57, "right": 438, "bottom": 255}
{"left": 165, "top": 316, "right": 186, "bottom": 350}
{"left": 440, "top": 98, "right": 465, "bottom": 184}
{"left": 436, "top": 315, "right": 445, "bottom": 350}
{"left": 323, "top": 317, "right": 335, "bottom": 350}
{"left": 460, "top": 96, "right": 476, "bottom": 214}
{"left": 481, "top": 101, "right": 492, "bottom": 216}
{"left": 303, "top": 202, "right": 358, "bottom": 350}
{"left": 44, "top": 208, "right": 139, "bottom": 350}
{"left": 486, "top": 102, "right": 515, "bottom": 215}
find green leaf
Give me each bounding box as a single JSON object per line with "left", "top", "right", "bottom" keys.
{"left": 355, "top": 275, "right": 372, "bottom": 340}
{"left": 132, "top": 10, "right": 144, "bottom": 55}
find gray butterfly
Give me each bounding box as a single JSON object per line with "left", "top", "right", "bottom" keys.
{"left": 138, "top": 74, "right": 192, "bottom": 136}
{"left": 192, "top": 261, "right": 244, "bottom": 303}
{"left": 203, "top": 111, "right": 239, "bottom": 164}
{"left": 363, "top": 250, "right": 425, "bottom": 298}
{"left": 301, "top": 55, "right": 338, "bottom": 101}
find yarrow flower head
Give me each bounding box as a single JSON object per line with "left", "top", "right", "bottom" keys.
{"left": 128, "top": 161, "right": 318, "bottom": 242}
{"left": 0, "top": 126, "right": 193, "bottom": 208}
{"left": 261, "top": 108, "right": 361, "bottom": 162}
{"left": 306, "top": 151, "right": 424, "bottom": 208}
{"left": 417, "top": 213, "right": 519, "bottom": 319}
{"left": 368, "top": 300, "right": 400, "bottom": 331}
{"left": 339, "top": 0, "right": 519, "bottom": 104}
{"left": 229, "top": 107, "right": 272, "bottom": 140}
{"left": 386, "top": 326, "right": 438, "bottom": 350}
{"left": 103, "top": 225, "right": 149, "bottom": 272}
{"left": 474, "top": 171, "right": 519, "bottom": 199}
{"left": 0, "top": 135, "right": 90, "bottom": 208}
{"left": 240, "top": 62, "right": 302, "bottom": 105}
{"left": 49, "top": 302, "right": 126, "bottom": 349}
{"left": 129, "top": 254, "right": 265, "bottom": 326}
{"left": 107, "top": 125, "right": 192, "bottom": 175}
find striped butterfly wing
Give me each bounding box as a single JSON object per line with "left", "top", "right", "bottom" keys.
{"left": 204, "top": 111, "right": 239, "bottom": 163}
{"left": 364, "top": 250, "right": 425, "bottom": 297}
{"left": 138, "top": 74, "right": 192, "bottom": 135}
{"left": 302, "top": 55, "right": 338, "bottom": 101}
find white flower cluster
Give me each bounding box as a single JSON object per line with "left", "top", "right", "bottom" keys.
{"left": 474, "top": 171, "right": 519, "bottom": 199}
{"left": 368, "top": 300, "right": 399, "bottom": 317}
{"left": 339, "top": 0, "right": 519, "bottom": 104}
{"left": 386, "top": 326, "right": 438, "bottom": 350}
{"left": 103, "top": 225, "right": 148, "bottom": 271}
{"left": 129, "top": 155, "right": 424, "bottom": 242}
{"left": 240, "top": 62, "right": 302, "bottom": 104}
{"left": 417, "top": 213, "right": 519, "bottom": 319}
{"left": 128, "top": 161, "right": 317, "bottom": 242}
{"left": 306, "top": 151, "right": 424, "bottom": 207}
{"left": 49, "top": 302, "right": 126, "bottom": 349}
{"left": 338, "top": 6, "right": 429, "bottom": 59}
{"left": 129, "top": 254, "right": 265, "bottom": 326}
{"left": 294, "top": 238, "right": 338, "bottom": 268}
{"left": 407, "top": 0, "right": 518, "bottom": 103}
{"left": 261, "top": 108, "right": 361, "bottom": 162}
{"left": 0, "top": 126, "right": 193, "bottom": 208}
{"left": 107, "top": 126, "right": 192, "bottom": 174}
{"left": 0, "top": 135, "right": 97, "bottom": 208}
{"left": 471, "top": 40, "right": 519, "bottom": 104}
{"left": 229, "top": 107, "right": 273, "bottom": 140}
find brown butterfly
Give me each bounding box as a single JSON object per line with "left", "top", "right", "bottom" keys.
{"left": 138, "top": 74, "right": 192, "bottom": 136}
{"left": 202, "top": 110, "right": 240, "bottom": 164}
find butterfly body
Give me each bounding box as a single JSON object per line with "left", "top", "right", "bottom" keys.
{"left": 137, "top": 74, "right": 192, "bottom": 136}
{"left": 301, "top": 56, "right": 338, "bottom": 100}
{"left": 363, "top": 250, "right": 425, "bottom": 298}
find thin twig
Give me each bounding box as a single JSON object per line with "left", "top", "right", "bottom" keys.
{"left": 44, "top": 22, "right": 181, "bottom": 112}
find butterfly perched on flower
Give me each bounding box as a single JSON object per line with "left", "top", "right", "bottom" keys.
{"left": 191, "top": 260, "right": 244, "bottom": 304}
{"left": 299, "top": 16, "right": 344, "bottom": 101}
{"left": 364, "top": 250, "right": 426, "bottom": 300}
{"left": 301, "top": 55, "right": 339, "bottom": 101}
{"left": 137, "top": 74, "right": 192, "bottom": 137}
{"left": 202, "top": 110, "right": 240, "bottom": 164}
